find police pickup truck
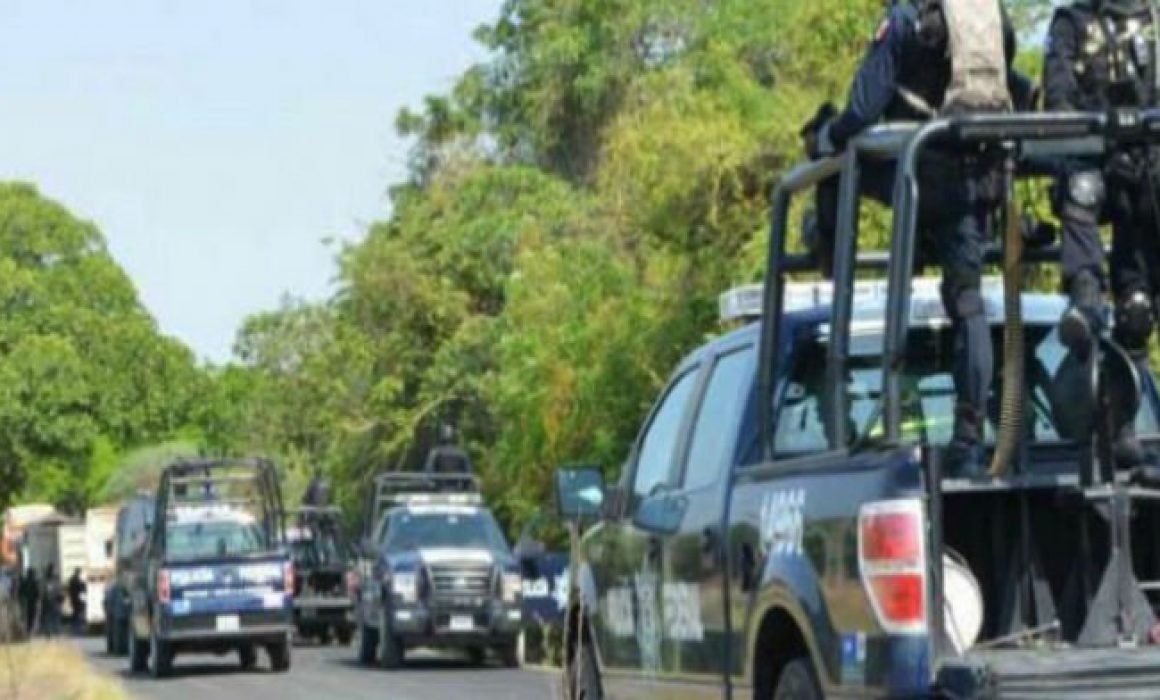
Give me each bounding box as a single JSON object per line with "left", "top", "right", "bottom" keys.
{"left": 127, "top": 459, "right": 293, "bottom": 678}
{"left": 287, "top": 505, "right": 354, "bottom": 645}
{"left": 555, "top": 113, "right": 1160, "bottom": 699}
{"left": 353, "top": 473, "right": 523, "bottom": 668}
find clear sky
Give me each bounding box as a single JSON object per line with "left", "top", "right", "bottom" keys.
{"left": 0, "top": 0, "right": 499, "bottom": 362}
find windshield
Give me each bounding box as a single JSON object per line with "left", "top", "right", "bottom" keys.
{"left": 165, "top": 518, "right": 267, "bottom": 561}
{"left": 381, "top": 511, "right": 509, "bottom": 554}
{"left": 775, "top": 325, "right": 1160, "bottom": 454}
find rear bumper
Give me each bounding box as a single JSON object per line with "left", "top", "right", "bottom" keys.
{"left": 937, "top": 648, "right": 1160, "bottom": 698}
{"left": 294, "top": 597, "right": 353, "bottom": 628}
{"left": 155, "top": 609, "right": 292, "bottom": 644}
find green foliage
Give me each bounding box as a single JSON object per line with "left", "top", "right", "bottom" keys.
{"left": 204, "top": 0, "right": 894, "bottom": 535}
{"left": 0, "top": 184, "right": 208, "bottom": 512}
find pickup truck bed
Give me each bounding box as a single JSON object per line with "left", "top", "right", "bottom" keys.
{"left": 939, "top": 647, "right": 1160, "bottom": 698}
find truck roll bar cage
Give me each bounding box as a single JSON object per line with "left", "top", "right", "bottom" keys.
{"left": 154, "top": 458, "right": 288, "bottom": 557}
{"left": 758, "top": 110, "right": 1160, "bottom": 461}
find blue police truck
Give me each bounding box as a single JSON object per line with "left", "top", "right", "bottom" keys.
{"left": 127, "top": 459, "right": 293, "bottom": 678}
{"left": 555, "top": 113, "right": 1160, "bottom": 698}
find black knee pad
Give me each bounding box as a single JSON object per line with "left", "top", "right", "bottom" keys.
{"left": 1055, "top": 170, "right": 1105, "bottom": 226}
{"left": 1114, "top": 291, "right": 1155, "bottom": 358}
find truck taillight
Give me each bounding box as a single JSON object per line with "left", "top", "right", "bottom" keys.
{"left": 158, "top": 569, "right": 171, "bottom": 604}
{"left": 858, "top": 499, "right": 927, "bottom": 635}
{"left": 284, "top": 561, "right": 294, "bottom": 595}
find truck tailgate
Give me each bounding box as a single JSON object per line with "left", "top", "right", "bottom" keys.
{"left": 939, "top": 648, "right": 1160, "bottom": 698}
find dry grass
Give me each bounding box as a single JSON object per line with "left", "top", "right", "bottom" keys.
{"left": 0, "top": 641, "right": 129, "bottom": 700}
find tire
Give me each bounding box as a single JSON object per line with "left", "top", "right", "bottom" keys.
{"left": 238, "top": 644, "right": 257, "bottom": 670}
{"left": 267, "top": 639, "right": 291, "bottom": 673}
{"left": 148, "top": 628, "right": 173, "bottom": 679}
{"left": 565, "top": 642, "right": 602, "bottom": 700}
{"left": 496, "top": 640, "right": 519, "bottom": 669}
{"left": 377, "top": 609, "right": 403, "bottom": 669}
{"left": 128, "top": 626, "right": 148, "bottom": 674}
{"left": 356, "top": 618, "right": 378, "bottom": 666}
{"left": 467, "top": 646, "right": 486, "bottom": 667}
{"left": 335, "top": 626, "right": 353, "bottom": 646}
{"left": 773, "top": 658, "right": 821, "bottom": 700}
{"left": 317, "top": 626, "right": 332, "bottom": 645}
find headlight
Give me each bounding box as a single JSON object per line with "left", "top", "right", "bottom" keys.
{"left": 502, "top": 572, "right": 522, "bottom": 604}
{"left": 391, "top": 572, "right": 418, "bottom": 603}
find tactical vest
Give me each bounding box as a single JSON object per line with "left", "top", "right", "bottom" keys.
{"left": 1069, "top": 5, "right": 1157, "bottom": 109}
{"left": 895, "top": 0, "right": 1011, "bottom": 118}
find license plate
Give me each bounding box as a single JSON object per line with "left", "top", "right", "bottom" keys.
{"left": 216, "top": 615, "right": 240, "bottom": 632}
{"left": 449, "top": 615, "right": 474, "bottom": 632}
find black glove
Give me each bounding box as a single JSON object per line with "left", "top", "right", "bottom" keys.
{"left": 800, "top": 103, "right": 838, "bottom": 160}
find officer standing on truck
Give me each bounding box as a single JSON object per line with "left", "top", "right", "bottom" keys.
{"left": 423, "top": 424, "right": 473, "bottom": 475}
{"left": 806, "top": 0, "right": 1017, "bottom": 476}
{"left": 1044, "top": 0, "right": 1160, "bottom": 468}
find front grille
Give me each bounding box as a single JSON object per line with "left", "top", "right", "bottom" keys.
{"left": 429, "top": 563, "right": 493, "bottom": 601}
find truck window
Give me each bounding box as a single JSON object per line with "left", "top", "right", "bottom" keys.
{"left": 165, "top": 518, "right": 265, "bottom": 561}
{"left": 384, "top": 511, "right": 509, "bottom": 554}
{"left": 632, "top": 369, "right": 699, "bottom": 500}
{"left": 773, "top": 325, "right": 1160, "bottom": 456}
{"left": 681, "top": 348, "right": 753, "bottom": 491}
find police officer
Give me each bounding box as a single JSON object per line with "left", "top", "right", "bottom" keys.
{"left": 1044, "top": 0, "right": 1160, "bottom": 467}
{"left": 423, "top": 424, "right": 473, "bottom": 475}
{"left": 810, "top": 0, "right": 1017, "bottom": 476}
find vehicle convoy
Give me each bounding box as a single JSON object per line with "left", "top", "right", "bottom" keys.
{"left": 556, "top": 113, "right": 1160, "bottom": 699}
{"left": 287, "top": 505, "right": 354, "bottom": 644}
{"left": 353, "top": 472, "right": 523, "bottom": 668}
{"left": 127, "top": 458, "right": 293, "bottom": 678}
{"left": 104, "top": 494, "right": 155, "bottom": 655}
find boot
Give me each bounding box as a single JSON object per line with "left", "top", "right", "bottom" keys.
{"left": 946, "top": 404, "right": 986, "bottom": 479}
{"left": 1059, "top": 272, "right": 1105, "bottom": 360}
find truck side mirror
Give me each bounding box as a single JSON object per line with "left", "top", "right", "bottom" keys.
{"left": 555, "top": 467, "right": 605, "bottom": 522}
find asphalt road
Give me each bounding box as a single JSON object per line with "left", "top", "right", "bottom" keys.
{"left": 77, "top": 635, "right": 558, "bottom": 700}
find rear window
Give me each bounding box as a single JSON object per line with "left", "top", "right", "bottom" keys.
{"left": 775, "top": 325, "right": 1160, "bottom": 454}
{"left": 165, "top": 518, "right": 266, "bottom": 561}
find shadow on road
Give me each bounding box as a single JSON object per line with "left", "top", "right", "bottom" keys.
{"left": 115, "top": 661, "right": 271, "bottom": 682}
{"left": 329, "top": 654, "right": 512, "bottom": 674}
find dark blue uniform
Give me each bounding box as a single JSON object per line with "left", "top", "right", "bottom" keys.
{"left": 1045, "top": 2, "right": 1159, "bottom": 366}
{"left": 1045, "top": 0, "right": 1160, "bottom": 468}
{"left": 814, "top": 2, "right": 1015, "bottom": 473}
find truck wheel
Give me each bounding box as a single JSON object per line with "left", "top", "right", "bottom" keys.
{"left": 357, "top": 619, "right": 378, "bottom": 666}
{"left": 128, "top": 628, "right": 148, "bottom": 674}
{"left": 148, "top": 629, "right": 173, "bottom": 679}
{"left": 773, "top": 658, "right": 821, "bottom": 700}
{"left": 377, "top": 609, "right": 403, "bottom": 669}
{"left": 238, "top": 644, "right": 257, "bottom": 670}
{"left": 467, "top": 646, "right": 486, "bottom": 666}
{"left": 336, "top": 626, "right": 353, "bottom": 646}
{"left": 267, "top": 639, "right": 291, "bottom": 673}
{"left": 317, "top": 626, "right": 332, "bottom": 645}
{"left": 566, "top": 643, "right": 602, "bottom": 700}
{"left": 496, "top": 640, "right": 519, "bottom": 668}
